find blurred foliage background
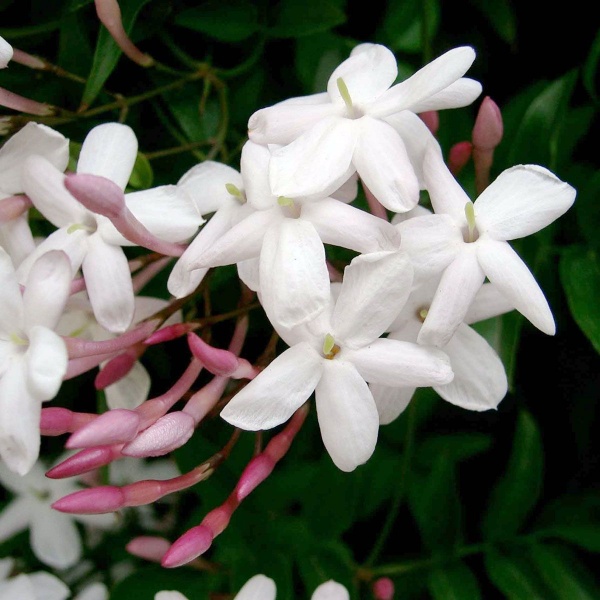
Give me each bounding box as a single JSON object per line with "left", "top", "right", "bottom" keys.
{"left": 1, "top": 0, "right": 599, "bottom": 598}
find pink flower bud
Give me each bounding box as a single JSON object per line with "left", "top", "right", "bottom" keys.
{"left": 419, "top": 110, "right": 439, "bottom": 134}
{"left": 448, "top": 141, "right": 473, "bottom": 175}
{"left": 45, "top": 445, "right": 123, "bottom": 479}
{"left": 0, "top": 86, "right": 55, "bottom": 115}
{"left": 161, "top": 525, "right": 213, "bottom": 568}
{"left": 472, "top": 96, "right": 503, "bottom": 151}
{"left": 234, "top": 454, "right": 275, "bottom": 501}
{"left": 144, "top": 323, "right": 197, "bottom": 346}
{"left": 66, "top": 409, "right": 141, "bottom": 448}
{"left": 10, "top": 48, "right": 46, "bottom": 70}
{"left": 0, "top": 194, "right": 32, "bottom": 223}
{"left": 40, "top": 407, "right": 76, "bottom": 436}
{"left": 95, "top": 351, "right": 137, "bottom": 390}
{"left": 126, "top": 536, "right": 171, "bottom": 562}
{"left": 52, "top": 485, "right": 125, "bottom": 514}
{"left": 373, "top": 577, "right": 394, "bottom": 600}
{"left": 64, "top": 172, "right": 125, "bottom": 218}
{"left": 187, "top": 333, "right": 240, "bottom": 376}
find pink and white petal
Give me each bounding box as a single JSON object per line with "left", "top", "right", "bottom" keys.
{"left": 347, "top": 338, "right": 453, "bottom": 387}
{"left": 333, "top": 251, "right": 413, "bottom": 348}
{"left": 240, "top": 141, "right": 276, "bottom": 210}
{"left": 220, "top": 343, "right": 323, "bottom": 430}
{"left": 409, "top": 78, "right": 482, "bottom": 112}
{"left": 0, "top": 215, "right": 36, "bottom": 267}
{"left": 370, "top": 383, "right": 416, "bottom": 425}
{"left": 474, "top": 164, "right": 577, "bottom": 241}
{"left": 25, "top": 326, "right": 67, "bottom": 400}
{"left": 0, "top": 248, "right": 24, "bottom": 335}
{"left": 23, "top": 250, "right": 72, "bottom": 331}
{"left": 417, "top": 248, "right": 486, "bottom": 347}
{"left": 327, "top": 44, "right": 397, "bottom": 105}
{"left": 22, "top": 156, "right": 89, "bottom": 227}
{"left": 27, "top": 572, "right": 70, "bottom": 600}
{"left": 178, "top": 161, "right": 242, "bottom": 215}
{"left": 237, "top": 257, "right": 260, "bottom": 292}
{"left": 0, "top": 122, "right": 69, "bottom": 194}
{"left": 76, "top": 123, "right": 137, "bottom": 190}
{"left": 301, "top": 198, "right": 400, "bottom": 254}
{"left": 234, "top": 574, "right": 277, "bottom": 600}
{"left": 248, "top": 100, "right": 339, "bottom": 146}
{"left": 269, "top": 117, "right": 358, "bottom": 199}
{"left": 259, "top": 219, "right": 330, "bottom": 329}
{"left": 30, "top": 505, "right": 81, "bottom": 569}
{"left": 0, "top": 359, "right": 41, "bottom": 475}
{"left": 436, "top": 323, "right": 507, "bottom": 411}
{"left": 312, "top": 580, "right": 350, "bottom": 600}
{"left": 315, "top": 359, "right": 379, "bottom": 472}
{"left": 0, "top": 497, "right": 33, "bottom": 541}
{"left": 422, "top": 143, "right": 470, "bottom": 221}
{"left": 104, "top": 360, "right": 150, "bottom": 410}
{"left": 477, "top": 238, "right": 555, "bottom": 335}
{"left": 82, "top": 236, "right": 134, "bottom": 333}
{"left": 465, "top": 282, "right": 515, "bottom": 324}
{"left": 371, "top": 46, "right": 477, "bottom": 117}
{"left": 354, "top": 117, "right": 420, "bottom": 212}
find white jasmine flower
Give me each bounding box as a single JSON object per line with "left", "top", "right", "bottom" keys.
{"left": 222, "top": 251, "right": 453, "bottom": 472}
{"left": 249, "top": 43, "right": 481, "bottom": 211}
{"left": 0, "top": 558, "right": 70, "bottom": 600}
{"left": 398, "top": 144, "right": 576, "bottom": 347}
{"left": 0, "top": 35, "right": 12, "bottom": 68}
{"left": 0, "top": 249, "right": 70, "bottom": 474}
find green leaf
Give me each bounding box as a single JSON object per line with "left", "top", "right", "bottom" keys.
{"left": 559, "top": 247, "right": 600, "bottom": 354}
{"left": 416, "top": 433, "right": 492, "bottom": 466}
{"left": 428, "top": 561, "right": 481, "bottom": 600}
{"left": 128, "top": 152, "right": 154, "bottom": 189}
{"left": 81, "top": 0, "right": 152, "bottom": 109}
{"left": 295, "top": 32, "right": 347, "bottom": 93}
{"left": 481, "top": 410, "right": 544, "bottom": 540}
{"left": 583, "top": 28, "right": 600, "bottom": 101}
{"left": 268, "top": 0, "right": 347, "bottom": 38}
{"left": 173, "top": 0, "right": 259, "bottom": 42}
{"left": 574, "top": 169, "right": 600, "bottom": 254}
{"left": 485, "top": 549, "right": 547, "bottom": 599}
{"left": 467, "top": 0, "right": 516, "bottom": 45}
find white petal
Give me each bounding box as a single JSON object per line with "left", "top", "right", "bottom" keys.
{"left": 104, "top": 360, "right": 151, "bottom": 409}
{"left": 465, "top": 282, "right": 515, "bottom": 324}
{"left": 371, "top": 46, "right": 477, "bottom": 117}
{"left": 0, "top": 247, "right": 24, "bottom": 335}
{"left": 301, "top": 198, "right": 400, "bottom": 253}
{"left": 436, "top": 323, "right": 507, "bottom": 411}
{"left": 77, "top": 123, "right": 137, "bottom": 190}
{"left": 155, "top": 593, "right": 189, "bottom": 600}
{"left": 259, "top": 219, "right": 330, "bottom": 329}
{"left": 330, "top": 172, "right": 358, "bottom": 203}
{"left": 73, "top": 582, "right": 109, "bottom": 600}
{"left": 28, "top": 572, "right": 70, "bottom": 600}
{"left": 475, "top": 164, "right": 577, "bottom": 241}
{"left": 23, "top": 250, "right": 72, "bottom": 331}
{"left": 240, "top": 141, "right": 276, "bottom": 210}
{"left": 409, "top": 77, "right": 482, "bottom": 112}
{"left": 0, "top": 123, "right": 69, "bottom": 194}
{"left": 237, "top": 257, "right": 260, "bottom": 292}
{"left": 327, "top": 44, "right": 397, "bottom": 105}
{"left": 0, "top": 35, "right": 13, "bottom": 68}
{"left": 0, "top": 359, "right": 41, "bottom": 475}
{"left": 22, "top": 155, "right": 89, "bottom": 228}
{"left": 269, "top": 117, "right": 358, "bottom": 199}
{"left": 177, "top": 161, "right": 242, "bottom": 215}
{"left": 477, "top": 238, "right": 555, "bottom": 334}
{"left": 220, "top": 344, "right": 323, "bottom": 430}
{"left": 0, "top": 215, "right": 36, "bottom": 267}
{"left": 0, "top": 497, "right": 33, "bottom": 541}
{"left": 370, "top": 383, "right": 416, "bottom": 425}
{"left": 30, "top": 505, "right": 81, "bottom": 568}
{"left": 234, "top": 574, "right": 277, "bottom": 600}
{"left": 0, "top": 574, "right": 36, "bottom": 599}
{"left": 417, "top": 247, "right": 486, "bottom": 347}
{"left": 25, "top": 326, "right": 67, "bottom": 400}
{"left": 312, "top": 580, "right": 350, "bottom": 600}
{"left": 315, "top": 359, "right": 379, "bottom": 472}
{"left": 82, "top": 236, "right": 134, "bottom": 333}
{"left": 333, "top": 251, "right": 413, "bottom": 348}
{"left": 347, "top": 338, "right": 453, "bottom": 387}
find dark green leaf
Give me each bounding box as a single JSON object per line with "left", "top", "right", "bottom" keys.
{"left": 128, "top": 152, "right": 154, "bottom": 189}
{"left": 481, "top": 410, "right": 543, "bottom": 540}
{"left": 559, "top": 246, "right": 600, "bottom": 355}
{"left": 574, "top": 170, "right": 600, "bottom": 254}
{"left": 467, "top": 0, "right": 517, "bottom": 45}
{"left": 416, "top": 433, "right": 492, "bottom": 466}
{"left": 268, "top": 0, "right": 346, "bottom": 38}
{"left": 485, "top": 549, "right": 547, "bottom": 599}
{"left": 428, "top": 561, "right": 481, "bottom": 600}
{"left": 583, "top": 28, "right": 600, "bottom": 101}
{"left": 173, "top": 1, "right": 259, "bottom": 42}
{"left": 295, "top": 32, "right": 347, "bottom": 93}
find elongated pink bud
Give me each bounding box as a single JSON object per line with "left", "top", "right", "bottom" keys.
{"left": 187, "top": 333, "right": 256, "bottom": 379}
{"left": 0, "top": 195, "right": 32, "bottom": 223}
{"left": 46, "top": 445, "right": 123, "bottom": 479}
{"left": 419, "top": 110, "right": 439, "bottom": 134}
{"left": 10, "top": 48, "right": 45, "bottom": 70}
{"left": 448, "top": 141, "right": 472, "bottom": 175}
{"left": 234, "top": 454, "right": 275, "bottom": 501}
{"left": 121, "top": 412, "right": 195, "bottom": 457}
{"left": 52, "top": 485, "right": 125, "bottom": 514}
{"left": 95, "top": 351, "right": 137, "bottom": 390}
{"left": 472, "top": 96, "right": 503, "bottom": 151}
{"left": 161, "top": 525, "right": 213, "bottom": 568}
{"left": 144, "top": 323, "right": 197, "bottom": 346}
{"left": 40, "top": 407, "right": 97, "bottom": 436}
{"left": 66, "top": 409, "right": 141, "bottom": 448}
{"left": 94, "top": 0, "right": 154, "bottom": 67}
{"left": 373, "top": 577, "right": 394, "bottom": 600}
{"left": 126, "top": 536, "right": 171, "bottom": 562}
{"left": 64, "top": 172, "right": 125, "bottom": 218}
{"left": 0, "top": 86, "right": 55, "bottom": 115}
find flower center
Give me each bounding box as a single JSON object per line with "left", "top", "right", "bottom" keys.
{"left": 322, "top": 333, "right": 341, "bottom": 360}
{"left": 336, "top": 77, "right": 363, "bottom": 119}
{"left": 277, "top": 196, "right": 300, "bottom": 218}
{"left": 9, "top": 331, "right": 28, "bottom": 346}
{"left": 463, "top": 201, "right": 479, "bottom": 242}
{"left": 417, "top": 308, "right": 429, "bottom": 323}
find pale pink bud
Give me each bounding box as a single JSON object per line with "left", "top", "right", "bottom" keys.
{"left": 161, "top": 525, "right": 213, "bottom": 568}
{"left": 45, "top": 445, "right": 123, "bottom": 479}
{"left": 187, "top": 333, "right": 239, "bottom": 376}
{"left": 472, "top": 96, "right": 503, "bottom": 151}
{"left": 144, "top": 323, "right": 197, "bottom": 345}
{"left": 0, "top": 195, "right": 32, "bottom": 223}
{"left": 95, "top": 351, "right": 137, "bottom": 390}
{"left": 66, "top": 408, "right": 140, "bottom": 448}
{"left": 419, "top": 110, "right": 439, "bottom": 134}
{"left": 0, "top": 86, "right": 55, "bottom": 115}
{"left": 201, "top": 502, "right": 234, "bottom": 537}
{"left": 10, "top": 48, "right": 45, "bottom": 70}
{"left": 40, "top": 407, "right": 76, "bottom": 436}
{"left": 121, "top": 411, "right": 195, "bottom": 457}
{"left": 126, "top": 536, "right": 171, "bottom": 562}
{"left": 234, "top": 454, "right": 275, "bottom": 501}
{"left": 448, "top": 141, "right": 473, "bottom": 176}
{"left": 373, "top": 577, "right": 394, "bottom": 600}
{"left": 52, "top": 485, "right": 125, "bottom": 514}
{"left": 64, "top": 172, "right": 125, "bottom": 218}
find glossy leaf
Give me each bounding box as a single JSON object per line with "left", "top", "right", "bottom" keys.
{"left": 128, "top": 152, "right": 153, "bottom": 189}
{"left": 428, "top": 561, "right": 481, "bottom": 600}
{"left": 268, "top": 0, "right": 346, "bottom": 38}
{"left": 379, "top": 0, "right": 440, "bottom": 54}
{"left": 583, "top": 28, "right": 600, "bottom": 101}
{"left": 485, "top": 549, "right": 547, "bottom": 599}
{"left": 467, "top": 0, "right": 517, "bottom": 44}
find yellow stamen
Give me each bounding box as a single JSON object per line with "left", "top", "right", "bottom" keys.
{"left": 464, "top": 202, "right": 476, "bottom": 242}
{"left": 226, "top": 183, "right": 246, "bottom": 203}
{"left": 10, "top": 332, "right": 27, "bottom": 346}
{"left": 418, "top": 308, "right": 429, "bottom": 322}
{"left": 277, "top": 196, "right": 294, "bottom": 207}
{"left": 337, "top": 77, "right": 353, "bottom": 113}
{"left": 323, "top": 333, "right": 340, "bottom": 359}
{"left": 67, "top": 223, "right": 86, "bottom": 234}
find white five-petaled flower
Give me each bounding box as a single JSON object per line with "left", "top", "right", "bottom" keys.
{"left": 249, "top": 43, "right": 481, "bottom": 212}
{"left": 0, "top": 558, "right": 69, "bottom": 600}
{"left": 0, "top": 248, "right": 71, "bottom": 475}
{"left": 398, "top": 144, "right": 577, "bottom": 348}
{"left": 17, "top": 122, "right": 201, "bottom": 333}
{"left": 221, "top": 251, "right": 453, "bottom": 472}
